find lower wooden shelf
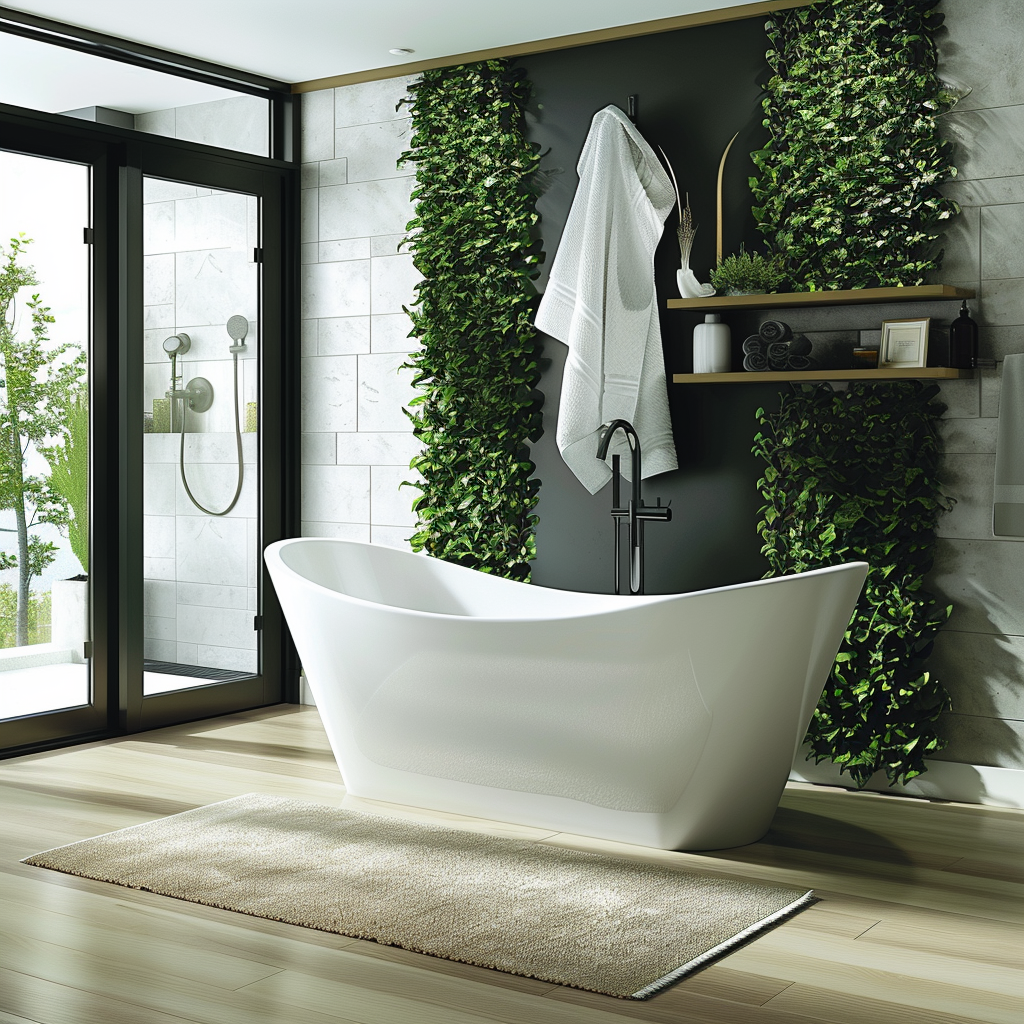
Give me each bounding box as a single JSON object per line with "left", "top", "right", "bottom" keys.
{"left": 672, "top": 367, "right": 972, "bottom": 383}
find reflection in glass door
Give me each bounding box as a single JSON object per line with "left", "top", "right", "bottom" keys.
{"left": 0, "top": 150, "right": 91, "bottom": 724}
{"left": 141, "top": 176, "right": 260, "bottom": 696}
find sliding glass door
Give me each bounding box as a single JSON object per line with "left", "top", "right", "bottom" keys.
{"left": 141, "top": 176, "right": 262, "bottom": 697}
{"left": 0, "top": 142, "right": 106, "bottom": 750}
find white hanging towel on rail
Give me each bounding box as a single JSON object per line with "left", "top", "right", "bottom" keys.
{"left": 535, "top": 104, "right": 678, "bottom": 493}
{"left": 993, "top": 353, "right": 1024, "bottom": 538}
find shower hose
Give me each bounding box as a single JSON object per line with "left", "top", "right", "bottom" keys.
{"left": 179, "top": 350, "right": 244, "bottom": 516}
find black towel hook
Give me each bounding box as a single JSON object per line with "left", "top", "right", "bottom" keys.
{"left": 627, "top": 94, "right": 638, "bottom": 124}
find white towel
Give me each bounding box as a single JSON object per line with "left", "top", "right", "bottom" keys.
{"left": 993, "top": 353, "right": 1024, "bottom": 538}
{"left": 535, "top": 105, "right": 678, "bottom": 493}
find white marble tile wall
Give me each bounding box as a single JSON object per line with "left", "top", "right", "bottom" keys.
{"left": 142, "top": 175, "right": 260, "bottom": 675}
{"left": 299, "top": 76, "right": 423, "bottom": 550}
{"left": 918, "top": 0, "right": 1024, "bottom": 768}
{"left": 135, "top": 95, "right": 269, "bottom": 158}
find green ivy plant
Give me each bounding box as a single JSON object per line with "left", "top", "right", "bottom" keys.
{"left": 399, "top": 60, "right": 544, "bottom": 579}
{"left": 750, "top": 0, "right": 959, "bottom": 290}
{"left": 753, "top": 382, "right": 953, "bottom": 786}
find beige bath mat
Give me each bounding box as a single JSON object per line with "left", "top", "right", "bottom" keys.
{"left": 23, "top": 793, "right": 812, "bottom": 999}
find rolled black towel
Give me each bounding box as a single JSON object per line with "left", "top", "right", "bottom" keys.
{"left": 787, "top": 355, "right": 813, "bottom": 371}
{"left": 788, "top": 334, "right": 812, "bottom": 357}
{"left": 767, "top": 342, "right": 791, "bottom": 369}
{"left": 758, "top": 319, "right": 793, "bottom": 343}
{"left": 743, "top": 351, "right": 768, "bottom": 372}
{"left": 742, "top": 335, "right": 764, "bottom": 356}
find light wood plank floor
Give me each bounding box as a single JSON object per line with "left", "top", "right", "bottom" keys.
{"left": 0, "top": 705, "right": 1021, "bottom": 1024}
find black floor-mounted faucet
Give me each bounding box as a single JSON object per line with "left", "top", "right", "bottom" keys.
{"left": 596, "top": 419, "right": 671, "bottom": 595}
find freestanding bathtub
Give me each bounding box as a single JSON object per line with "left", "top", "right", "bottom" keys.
{"left": 265, "top": 538, "right": 866, "bottom": 850}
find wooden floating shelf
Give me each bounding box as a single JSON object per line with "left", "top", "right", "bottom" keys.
{"left": 673, "top": 367, "right": 972, "bottom": 383}
{"left": 666, "top": 284, "right": 975, "bottom": 311}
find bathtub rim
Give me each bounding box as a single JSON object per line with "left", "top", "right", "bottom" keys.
{"left": 265, "top": 537, "right": 868, "bottom": 626}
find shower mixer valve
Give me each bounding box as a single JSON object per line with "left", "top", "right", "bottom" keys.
{"left": 162, "top": 332, "right": 214, "bottom": 412}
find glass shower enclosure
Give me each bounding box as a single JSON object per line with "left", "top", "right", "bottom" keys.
{"left": 141, "top": 176, "right": 261, "bottom": 695}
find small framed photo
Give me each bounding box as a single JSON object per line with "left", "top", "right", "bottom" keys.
{"left": 879, "top": 317, "right": 930, "bottom": 369}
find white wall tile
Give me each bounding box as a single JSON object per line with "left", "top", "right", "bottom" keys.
{"left": 198, "top": 645, "right": 258, "bottom": 673}
{"left": 144, "top": 254, "right": 175, "bottom": 306}
{"left": 144, "top": 304, "right": 175, "bottom": 330}
{"left": 319, "top": 317, "right": 371, "bottom": 355}
{"left": 336, "top": 431, "right": 421, "bottom": 465}
{"left": 178, "top": 604, "right": 257, "bottom": 650}
{"left": 335, "top": 119, "right": 412, "bottom": 182}
{"left": 371, "top": 465, "right": 420, "bottom": 527}
{"left": 144, "top": 579, "right": 177, "bottom": 619}
{"left": 301, "top": 162, "right": 319, "bottom": 189}
{"left": 319, "top": 238, "right": 371, "bottom": 263}
{"left": 301, "top": 242, "right": 318, "bottom": 265}
{"left": 301, "top": 465, "right": 370, "bottom": 523}
{"left": 175, "top": 461, "right": 257, "bottom": 519}
{"left": 334, "top": 76, "right": 415, "bottom": 128}
{"left": 371, "top": 234, "right": 408, "bottom": 257}
{"left": 176, "top": 516, "right": 248, "bottom": 586}
{"left": 301, "top": 319, "right": 318, "bottom": 356}
{"left": 143, "top": 558, "right": 176, "bottom": 581}
{"left": 320, "top": 158, "right": 348, "bottom": 187}
{"left": 301, "top": 260, "right": 371, "bottom": 319}
{"left": 143, "top": 178, "right": 195, "bottom": 203}
{"left": 175, "top": 250, "right": 257, "bottom": 326}
{"left": 144, "top": 615, "right": 176, "bottom": 641}
{"left": 319, "top": 178, "right": 415, "bottom": 240}
{"left": 176, "top": 642, "right": 199, "bottom": 665}
{"left": 370, "top": 526, "right": 418, "bottom": 551}
{"left": 371, "top": 312, "right": 417, "bottom": 353}
{"left": 301, "top": 189, "right": 318, "bottom": 243}
{"left": 143, "top": 201, "right": 175, "bottom": 255}
{"left": 358, "top": 353, "right": 418, "bottom": 431}
{"left": 144, "top": 638, "right": 177, "bottom": 661}
{"left": 174, "top": 192, "right": 248, "bottom": 251}
{"left": 301, "top": 88, "right": 335, "bottom": 162}
{"left": 302, "top": 355, "right": 357, "bottom": 432}
{"left": 371, "top": 253, "right": 422, "bottom": 315}
{"left": 144, "top": 515, "right": 175, "bottom": 559}
{"left": 302, "top": 431, "right": 337, "bottom": 465}
{"left": 176, "top": 582, "right": 250, "bottom": 610}
{"left": 301, "top": 521, "right": 371, "bottom": 541}
{"left": 143, "top": 463, "right": 176, "bottom": 516}
{"left": 144, "top": 433, "right": 182, "bottom": 464}
{"left": 174, "top": 95, "right": 269, "bottom": 157}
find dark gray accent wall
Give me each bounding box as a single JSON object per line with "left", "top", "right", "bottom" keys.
{"left": 521, "top": 19, "right": 776, "bottom": 595}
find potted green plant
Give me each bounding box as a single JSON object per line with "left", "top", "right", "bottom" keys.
{"left": 710, "top": 248, "right": 784, "bottom": 296}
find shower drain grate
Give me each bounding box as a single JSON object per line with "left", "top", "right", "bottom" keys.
{"left": 143, "top": 660, "right": 253, "bottom": 683}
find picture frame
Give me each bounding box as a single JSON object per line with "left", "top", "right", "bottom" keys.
{"left": 879, "top": 317, "right": 930, "bottom": 369}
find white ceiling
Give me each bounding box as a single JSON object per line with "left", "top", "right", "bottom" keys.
{"left": 4, "top": 1, "right": 760, "bottom": 84}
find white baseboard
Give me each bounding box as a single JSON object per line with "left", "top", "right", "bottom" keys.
{"left": 790, "top": 746, "right": 1024, "bottom": 809}
{"left": 299, "top": 673, "right": 316, "bottom": 706}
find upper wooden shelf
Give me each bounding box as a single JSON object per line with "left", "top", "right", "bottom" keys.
{"left": 666, "top": 284, "right": 975, "bottom": 311}
{"left": 672, "top": 367, "right": 972, "bottom": 384}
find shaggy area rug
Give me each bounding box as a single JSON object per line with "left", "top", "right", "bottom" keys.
{"left": 24, "top": 793, "right": 813, "bottom": 999}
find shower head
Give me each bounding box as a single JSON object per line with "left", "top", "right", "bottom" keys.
{"left": 226, "top": 315, "right": 249, "bottom": 342}
{"left": 162, "top": 333, "right": 191, "bottom": 357}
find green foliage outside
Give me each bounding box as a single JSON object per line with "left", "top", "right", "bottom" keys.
{"left": 0, "top": 236, "right": 86, "bottom": 645}
{"left": 399, "top": 61, "right": 545, "bottom": 580}
{"left": 750, "top": 0, "right": 959, "bottom": 290}
{"left": 42, "top": 392, "right": 89, "bottom": 574}
{"left": 753, "top": 382, "right": 953, "bottom": 786}
{"left": 710, "top": 247, "right": 784, "bottom": 294}
{"left": 0, "top": 584, "right": 50, "bottom": 647}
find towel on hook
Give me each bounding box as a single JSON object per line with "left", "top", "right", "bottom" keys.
{"left": 535, "top": 104, "right": 678, "bottom": 493}
{"left": 993, "top": 353, "right": 1024, "bottom": 538}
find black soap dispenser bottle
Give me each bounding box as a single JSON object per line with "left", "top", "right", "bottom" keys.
{"left": 949, "top": 300, "right": 979, "bottom": 368}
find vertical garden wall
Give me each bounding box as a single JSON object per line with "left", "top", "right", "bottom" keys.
{"left": 400, "top": 60, "right": 545, "bottom": 579}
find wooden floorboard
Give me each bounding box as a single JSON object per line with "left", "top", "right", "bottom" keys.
{"left": 1, "top": 706, "right": 1021, "bottom": 1023}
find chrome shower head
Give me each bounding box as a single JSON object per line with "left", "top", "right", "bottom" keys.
{"left": 226, "top": 315, "right": 248, "bottom": 342}
{"left": 162, "top": 333, "right": 191, "bottom": 357}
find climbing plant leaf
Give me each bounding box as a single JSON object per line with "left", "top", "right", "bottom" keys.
{"left": 751, "top": 0, "right": 959, "bottom": 290}
{"left": 753, "top": 381, "right": 953, "bottom": 787}
{"left": 400, "top": 60, "right": 544, "bottom": 579}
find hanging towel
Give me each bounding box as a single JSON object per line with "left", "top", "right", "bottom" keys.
{"left": 993, "top": 353, "right": 1024, "bottom": 538}
{"left": 535, "top": 105, "right": 678, "bottom": 493}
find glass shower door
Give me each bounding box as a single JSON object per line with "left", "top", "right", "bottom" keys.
{"left": 141, "top": 176, "right": 260, "bottom": 696}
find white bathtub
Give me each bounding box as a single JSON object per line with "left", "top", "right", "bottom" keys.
{"left": 265, "top": 538, "right": 866, "bottom": 850}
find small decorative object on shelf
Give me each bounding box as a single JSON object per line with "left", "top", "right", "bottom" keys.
{"left": 658, "top": 148, "right": 715, "bottom": 299}
{"left": 742, "top": 319, "right": 814, "bottom": 371}
{"left": 852, "top": 347, "right": 879, "bottom": 369}
{"left": 710, "top": 247, "right": 785, "bottom": 296}
{"left": 948, "top": 300, "right": 979, "bottom": 368}
{"left": 880, "top": 317, "right": 930, "bottom": 369}
{"left": 693, "top": 314, "right": 731, "bottom": 372}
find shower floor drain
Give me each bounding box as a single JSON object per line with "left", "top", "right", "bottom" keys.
{"left": 143, "top": 660, "right": 253, "bottom": 683}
